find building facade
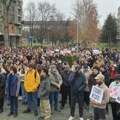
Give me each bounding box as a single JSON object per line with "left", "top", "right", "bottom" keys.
{"left": 117, "top": 7, "right": 120, "bottom": 40}
{"left": 0, "top": 0, "right": 22, "bottom": 46}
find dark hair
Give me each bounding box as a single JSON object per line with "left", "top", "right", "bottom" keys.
{"left": 10, "top": 66, "right": 17, "bottom": 73}
{"left": 36, "top": 64, "right": 42, "bottom": 74}
{"left": 28, "top": 63, "right": 34, "bottom": 69}
{"left": 92, "top": 66, "right": 100, "bottom": 71}
{"left": 21, "top": 67, "right": 25, "bottom": 74}
{"left": 41, "top": 67, "right": 48, "bottom": 75}
{"left": 100, "top": 65, "right": 106, "bottom": 70}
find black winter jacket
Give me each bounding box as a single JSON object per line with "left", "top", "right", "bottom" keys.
{"left": 69, "top": 72, "right": 86, "bottom": 95}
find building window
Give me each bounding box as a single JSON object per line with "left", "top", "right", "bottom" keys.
{"left": 18, "top": 28, "right": 21, "bottom": 34}
{"left": 9, "top": 15, "right": 14, "bottom": 22}
{"left": 18, "top": 17, "right": 21, "bottom": 23}
{"left": 18, "top": 9, "right": 21, "bottom": 15}
{"left": 18, "top": 1, "right": 21, "bottom": 8}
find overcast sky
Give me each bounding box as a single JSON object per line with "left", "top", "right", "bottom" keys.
{"left": 23, "top": 0, "right": 120, "bottom": 26}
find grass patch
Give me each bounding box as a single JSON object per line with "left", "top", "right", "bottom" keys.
{"left": 97, "top": 43, "right": 120, "bottom": 51}
{"left": 19, "top": 43, "right": 50, "bottom": 47}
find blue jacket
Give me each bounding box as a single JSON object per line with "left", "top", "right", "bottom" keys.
{"left": 7, "top": 73, "right": 21, "bottom": 97}
{"left": 69, "top": 72, "right": 86, "bottom": 95}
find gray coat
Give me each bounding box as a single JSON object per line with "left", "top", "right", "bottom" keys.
{"left": 38, "top": 75, "right": 50, "bottom": 100}
{"left": 49, "top": 72, "right": 63, "bottom": 92}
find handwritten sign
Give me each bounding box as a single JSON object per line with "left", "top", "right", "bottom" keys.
{"left": 109, "top": 86, "right": 119, "bottom": 99}
{"left": 90, "top": 85, "right": 104, "bottom": 103}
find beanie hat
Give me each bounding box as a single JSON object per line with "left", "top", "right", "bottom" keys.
{"left": 50, "top": 65, "right": 57, "bottom": 71}
{"left": 92, "top": 66, "right": 100, "bottom": 72}
{"left": 114, "top": 74, "right": 120, "bottom": 80}
{"left": 64, "top": 65, "right": 70, "bottom": 71}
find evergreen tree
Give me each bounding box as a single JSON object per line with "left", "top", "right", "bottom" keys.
{"left": 100, "top": 14, "right": 117, "bottom": 45}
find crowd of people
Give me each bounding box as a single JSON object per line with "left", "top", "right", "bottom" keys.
{"left": 0, "top": 47, "right": 120, "bottom": 120}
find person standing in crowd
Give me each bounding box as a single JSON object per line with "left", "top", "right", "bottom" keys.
{"left": 88, "top": 66, "right": 100, "bottom": 91}
{"left": 0, "top": 66, "right": 6, "bottom": 113}
{"left": 117, "top": 58, "right": 120, "bottom": 74}
{"left": 60, "top": 65, "right": 71, "bottom": 110}
{"left": 109, "top": 74, "right": 120, "bottom": 120}
{"left": 96, "top": 56, "right": 104, "bottom": 67}
{"left": 109, "top": 66, "right": 117, "bottom": 84}
{"left": 23, "top": 64, "right": 40, "bottom": 116}
{"left": 68, "top": 65, "right": 86, "bottom": 120}
{"left": 100, "top": 65, "right": 110, "bottom": 113}
{"left": 49, "top": 65, "right": 63, "bottom": 112}
{"left": 81, "top": 65, "right": 92, "bottom": 110}
{"left": 19, "top": 65, "right": 27, "bottom": 105}
{"left": 100, "top": 65, "right": 110, "bottom": 86}
{"left": 88, "top": 66, "right": 100, "bottom": 116}
{"left": 38, "top": 68, "right": 51, "bottom": 120}
{"left": 7, "top": 66, "right": 21, "bottom": 117}
{"left": 91, "top": 74, "right": 110, "bottom": 120}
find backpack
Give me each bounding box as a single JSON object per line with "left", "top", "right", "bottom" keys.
{"left": 26, "top": 70, "right": 37, "bottom": 80}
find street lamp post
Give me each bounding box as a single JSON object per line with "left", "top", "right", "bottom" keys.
{"left": 77, "top": 19, "right": 79, "bottom": 52}
{"left": 77, "top": 0, "right": 80, "bottom": 53}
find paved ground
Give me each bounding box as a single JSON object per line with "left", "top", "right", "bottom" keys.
{"left": 0, "top": 99, "right": 113, "bottom": 120}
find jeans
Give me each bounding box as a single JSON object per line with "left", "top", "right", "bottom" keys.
{"left": 0, "top": 98, "right": 4, "bottom": 110}
{"left": 49, "top": 92, "right": 59, "bottom": 110}
{"left": 21, "top": 82, "right": 27, "bottom": 102}
{"left": 84, "top": 91, "right": 90, "bottom": 106}
{"left": 90, "top": 102, "right": 94, "bottom": 115}
{"left": 70, "top": 94, "right": 84, "bottom": 117}
{"left": 9, "top": 96, "right": 18, "bottom": 114}
{"left": 111, "top": 102, "right": 120, "bottom": 120}
{"left": 27, "top": 91, "right": 38, "bottom": 111}
{"left": 94, "top": 107, "right": 106, "bottom": 120}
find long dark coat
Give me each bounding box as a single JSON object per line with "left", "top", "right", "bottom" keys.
{"left": 0, "top": 74, "right": 6, "bottom": 99}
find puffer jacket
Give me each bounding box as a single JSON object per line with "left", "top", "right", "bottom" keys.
{"left": 69, "top": 71, "right": 86, "bottom": 95}
{"left": 24, "top": 69, "right": 40, "bottom": 92}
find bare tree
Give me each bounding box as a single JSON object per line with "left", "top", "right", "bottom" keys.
{"left": 49, "top": 12, "right": 66, "bottom": 47}
{"left": 25, "top": 2, "right": 38, "bottom": 46}
{"left": 73, "top": 0, "right": 99, "bottom": 47}
{"left": 1, "top": 0, "right": 13, "bottom": 46}
{"left": 25, "top": 2, "right": 37, "bottom": 34}
{"left": 36, "top": 2, "right": 57, "bottom": 47}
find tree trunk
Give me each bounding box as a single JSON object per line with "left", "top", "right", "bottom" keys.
{"left": 51, "top": 38, "right": 54, "bottom": 47}
{"left": 40, "top": 39, "right": 43, "bottom": 48}
{"left": 4, "top": 7, "right": 9, "bottom": 46}
{"left": 52, "top": 40, "right": 54, "bottom": 47}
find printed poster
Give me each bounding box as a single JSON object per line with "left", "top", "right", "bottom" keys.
{"left": 90, "top": 85, "right": 104, "bottom": 104}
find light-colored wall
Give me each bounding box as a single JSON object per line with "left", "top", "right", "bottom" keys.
{"left": 0, "top": 0, "right": 22, "bottom": 36}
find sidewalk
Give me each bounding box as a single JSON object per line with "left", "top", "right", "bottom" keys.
{"left": 0, "top": 101, "right": 113, "bottom": 120}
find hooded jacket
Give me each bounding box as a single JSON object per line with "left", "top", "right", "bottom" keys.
{"left": 24, "top": 69, "right": 40, "bottom": 92}
{"left": 69, "top": 71, "right": 86, "bottom": 95}
{"left": 49, "top": 71, "right": 63, "bottom": 92}
{"left": 38, "top": 75, "right": 50, "bottom": 100}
